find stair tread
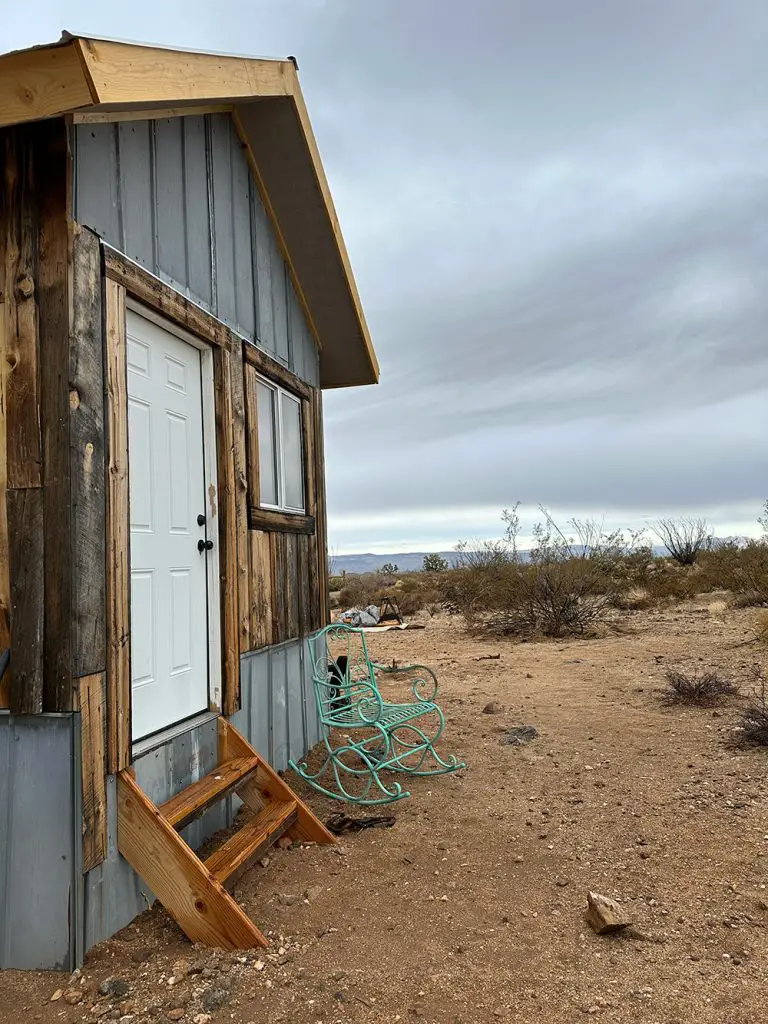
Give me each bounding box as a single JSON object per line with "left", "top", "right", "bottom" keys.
{"left": 159, "top": 756, "right": 260, "bottom": 830}
{"left": 205, "top": 800, "right": 298, "bottom": 885}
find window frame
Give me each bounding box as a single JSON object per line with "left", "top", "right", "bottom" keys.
{"left": 254, "top": 372, "right": 305, "bottom": 515}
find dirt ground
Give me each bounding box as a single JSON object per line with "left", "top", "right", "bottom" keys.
{"left": 2, "top": 600, "right": 768, "bottom": 1024}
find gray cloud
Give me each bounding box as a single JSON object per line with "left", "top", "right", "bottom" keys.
{"left": 5, "top": 0, "right": 767, "bottom": 548}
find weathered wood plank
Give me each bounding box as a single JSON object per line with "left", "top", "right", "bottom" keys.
{"left": 214, "top": 344, "right": 240, "bottom": 715}
{"left": 271, "top": 531, "right": 288, "bottom": 645}
{"left": 303, "top": 392, "right": 320, "bottom": 631}
{"left": 105, "top": 279, "right": 131, "bottom": 773}
{"left": 243, "top": 363, "right": 260, "bottom": 506}
{"left": 103, "top": 246, "right": 229, "bottom": 349}
{"left": 0, "top": 42, "right": 93, "bottom": 128}
{"left": 80, "top": 671, "right": 107, "bottom": 872}
{"left": 242, "top": 340, "right": 312, "bottom": 401}
{"left": 285, "top": 532, "right": 299, "bottom": 640}
{"left": 297, "top": 533, "right": 311, "bottom": 639}
{"left": 248, "top": 530, "right": 272, "bottom": 650}
{"left": 0, "top": 300, "right": 9, "bottom": 707}
{"left": 38, "top": 119, "right": 72, "bottom": 711}
{"left": 70, "top": 225, "right": 106, "bottom": 677}
{"left": 231, "top": 346, "right": 250, "bottom": 655}
{"left": 7, "top": 487, "right": 43, "bottom": 712}
{"left": 313, "top": 391, "right": 329, "bottom": 627}
{"left": 247, "top": 508, "right": 314, "bottom": 535}
{"left": 4, "top": 129, "right": 41, "bottom": 489}
{"left": 117, "top": 769, "right": 268, "bottom": 949}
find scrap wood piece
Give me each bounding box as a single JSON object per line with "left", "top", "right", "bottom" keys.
{"left": 585, "top": 891, "right": 632, "bottom": 934}
{"left": 325, "top": 812, "right": 396, "bottom": 835}
{"left": 475, "top": 653, "right": 501, "bottom": 661}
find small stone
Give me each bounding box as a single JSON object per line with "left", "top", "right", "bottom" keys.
{"left": 305, "top": 885, "right": 323, "bottom": 902}
{"left": 437, "top": 842, "right": 450, "bottom": 851}
{"left": 171, "top": 959, "right": 189, "bottom": 978}
{"left": 201, "top": 989, "right": 230, "bottom": 1012}
{"left": 278, "top": 893, "right": 300, "bottom": 906}
{"left": 513, "top": 855, "right": 524, "bottom": 864}
{"left": 167, "top": 1010, "right": 185, "bottom": 1021}
{"left": 119, "top": 1002, "right": 134, "bottom": 1014}
{"left": 483, "top": 701, "right": 503, "bottom": 715}
{"left": 63, "top": 990, "right": 83, "bottom": 1005}
{"left": 99, "top": 979, "right": 130, "bottom": 999}
{"left": 277, "top": 836, "right": 293, "bottom": 850}
{"left": 555, "top": 878, "right": 570, "bottom": 888}
{"left": 50, "top": 990, "right": 63, "bottom": 1002}
{"left": 585, "top": 891, "right": 632, "bottom": 934}
{"left": 193, "top": 1016, "right": 212, "bottom": 1024}
{"left": 92, "top": 1007, "right": 111, "bottom": 1020}
{"left": 259, "top": 856, "right": 270, "bottom": 868}
{"left": 131, "top": 948, "right": 152, "bottom": 964}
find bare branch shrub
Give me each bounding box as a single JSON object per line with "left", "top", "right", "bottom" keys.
{"left": 737, "top": 665, "right": 768, "bottom": 747}
{"left": 663, "top": 668, "right": 738, "bottom": 705}
{"left": 699, "top": 540, "right": 768, "bottom": 607}
{"left": 653, "top": 517, "right": 711, "bottom": 566}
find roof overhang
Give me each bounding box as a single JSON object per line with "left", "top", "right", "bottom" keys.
{"left": 0, "top": 34, "right": 379, "bottom": 388}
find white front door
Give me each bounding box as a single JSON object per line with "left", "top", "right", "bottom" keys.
{"left": 126, "top": 309, "right": 212, "bottom": 740}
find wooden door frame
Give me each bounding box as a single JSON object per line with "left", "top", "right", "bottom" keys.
{"left": 103, "top": 246, "right": 243, "bottom": 771}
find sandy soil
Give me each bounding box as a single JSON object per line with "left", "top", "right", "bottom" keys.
{"left": 2, "top": 601, "right": 767, "bottom": 1024}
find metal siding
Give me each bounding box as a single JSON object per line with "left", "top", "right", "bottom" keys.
{"left": 118, "top": 120, "right": 155, "bottom": 269}
{"left": 183, "top": 117, "right": 213, "bottom": 306}
{"left": 286, "top": 641, "right": 305, "bottom": 763}
{"left": 74, "top": 113, "right": 318, "bottom": 384}
{"left": 0, "top": 714, "right": 76, "bottom": 970}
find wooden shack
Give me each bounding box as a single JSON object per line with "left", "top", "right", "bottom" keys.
{"left": 0, "top": 33, "right": 378, "bottom": 970}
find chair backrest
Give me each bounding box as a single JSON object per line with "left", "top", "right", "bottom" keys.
{"left": 308, "top": 624, "right": 380, "bottom": 724}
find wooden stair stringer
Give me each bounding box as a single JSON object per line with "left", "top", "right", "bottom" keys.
{"left": 219, "top": 719, "right": 337, "bottom": 846}
{"left": 116, "top": 769, "right": 268, "bottom": 949}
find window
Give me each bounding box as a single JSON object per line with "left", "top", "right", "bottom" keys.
{"left": 255, "top": 376, "right": 305, "bottom": 513}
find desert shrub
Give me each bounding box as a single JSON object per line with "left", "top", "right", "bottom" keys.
{"left": 423, "top": 553, "right": 449, "bottom": 573}
{"left": 737, "top": 666, "right": 768, "bottom": 747}
{"left": 337, "top": 572, "right": 387, "bottom": 611}
{"left": 328, "top": 575, "right": 346, "bottom": 591}
{"left": 755, "top": 611, "right": 768, "bottom": 644}
{"left": 699, "top": 541, "right": 768, "bottom": 606}
{"left": 662, "top": 668, "right": 738, "bottom": 705}
{"left": 652, "top": 517, "right": 712, "bottom": 566}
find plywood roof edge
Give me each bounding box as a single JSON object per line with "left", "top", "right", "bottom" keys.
{"left": 72, "top": 37, "right": 100, "bottom": 103}
{"left": 286, "top": 72, "right": 380, "bottom": 383}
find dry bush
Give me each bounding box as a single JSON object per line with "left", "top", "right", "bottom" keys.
{"left": 737, "top": 666, "right": 768, "bottom": 747}
{"left": 663, "top": 668, "right": 738, "bottom": 705}
{"left": 653, "top": 517, "right": 712, "bottom": 566}
{"left": 755, "top": 611, "right": 768, "bottom": 644}
{"left": 699, "top": 541, "right": 768, "bottom": 607}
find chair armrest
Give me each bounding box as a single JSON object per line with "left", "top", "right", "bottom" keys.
{"left": 372, "top": 663, "right": 439, "bottom": 702}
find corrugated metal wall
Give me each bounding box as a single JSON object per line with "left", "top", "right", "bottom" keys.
{"left": 0, "top": 713, "right": 79, "bottom": 970}
{"left": 73, "top": 113, "right": 319, "bottom": 388}
{"left": 82, "top": 637, "right": 320, "bottom": 953}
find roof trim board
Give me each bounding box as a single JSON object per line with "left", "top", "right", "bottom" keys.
{"left": 0, "top": 35, "right": 378, "bottom": 388}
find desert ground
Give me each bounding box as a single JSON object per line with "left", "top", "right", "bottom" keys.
{"left": 1, "top": 599, "right": 767, "bottom": 1024}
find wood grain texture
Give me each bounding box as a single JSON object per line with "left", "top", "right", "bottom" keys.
{"left": 247, "top": 508, "right": 315, "bottom": 535}
{"left": 231, "top": 346, "right": 250, "bottom": 655}
{"left": 204, "top": 801, "right": 297, "bottom": 889}
{"left": 271, "top": 531, "right": 288, "bottom": 645}
{"left": 243, "top": 363, "right": 260, "bottom": 507}
{"left": 248, "top": 530, "right": 272, "bottom": 650}
{"left": 313, "top": 391, "right": 330, "bottom": 627}
{"left": 0, "top": 300, "right": 9, "bottom": 707}
{"left": 105, "top": 279, "right": 131, "bottom": 772}
{"left": 70, "top": 225, "right": 106, "bottom": 677}
{"left": 303, "top": 393, "right": 320, "bottom": 631}
{"left": 297, "top": 533, "right": 311, "bottom": 639}
{"left": 159, "top": 756, "right": 259, "bottom": 831}
{"left": 214, "top": 345, "right": 240, "bottom": 716}
{"left": 3, "top": 129, "right": 41, "bottom": 489}
{"left": 285, "top": 532, "right": 299, "bottom": 641}
{"left": 77, "top": 38, "right": 292, "bottom": 107}
{"left": 7, "top": 488, "right": 43, "bottom": 712}
{"left": 104, "top": 247, "right": 229, "bottom": 348}
{"left": 0, "top": 42, "right": 93, "bottom": 127}
{"left": 117, "top": 769, "right": 268, "bottom": 949}
{"left": 80, "top": 671, "right": 107, "bottom": 872}
{"left": 242, "top": 340, "right": 312, "bottom": 401}
{"left": 220, "top": 720, "right": 337, "bottom": 846}
{"left": 38, "top": 119, "right": 72, "bottom": 711}
{"left": 72, "top": 103, "right": 232, "bottom": 125}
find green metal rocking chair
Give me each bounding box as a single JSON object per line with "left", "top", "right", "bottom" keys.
{"left": 288, "top": 624, "right": 466, "bottom": 805}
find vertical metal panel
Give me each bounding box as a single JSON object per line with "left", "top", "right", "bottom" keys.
{"left": 270, "top": 646, "right": 289, "bottom": 769}
{"left": 210, "top": 113, "right": 237, "bottom": 327}
{"left": 0, "top": 713, "right": 77, "bottom": 970}
{"left": 182, "top": 117, "right": 212, "bottom": 306}
{"left": 118, "top": 121, "right": 155, "bottom": 269}
{"left": 74, "top": 114, "right": 317, "bottom": 383}
{"left": 154, "top": 118, "right": 187, "bottom": 288}
{"left": 75, "top": 123, "right": 121, "bottom": 244}
{"left": 285, "top": 641, "right": 304, "bottom": 763}
{"left": 301, "top": 635, "right": 322, "bottom": 749}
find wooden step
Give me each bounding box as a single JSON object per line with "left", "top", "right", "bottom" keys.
{"left": 205, "top": 800, "right": 298, "bottom": 889}
{"left": 158, "top": 756, "right": 260, "bottom": 831}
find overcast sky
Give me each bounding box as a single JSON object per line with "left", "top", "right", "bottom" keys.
{"left": 3, "top": 1, "right": 767, "bottom": 553}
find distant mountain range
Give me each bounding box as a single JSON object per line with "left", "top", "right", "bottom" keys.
{"left": 330, "top": 536, "right": 755, "bottom": 576}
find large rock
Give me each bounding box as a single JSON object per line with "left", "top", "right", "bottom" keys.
{"left": 585, "top": 891, "right": 632, "bottom": 934}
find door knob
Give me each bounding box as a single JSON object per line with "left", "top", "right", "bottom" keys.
{"left": 197, "top": 539, "right": 214, "bottom": 552}
{"left": 197, "top": 513, "right": 206, "bottom": 527}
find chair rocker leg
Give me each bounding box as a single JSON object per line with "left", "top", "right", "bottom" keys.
{"left": 378, "top": 715, "right": 466, "bottom": 777}
{"left": 289, "top": 732, "right": 411, "bottom": 806}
